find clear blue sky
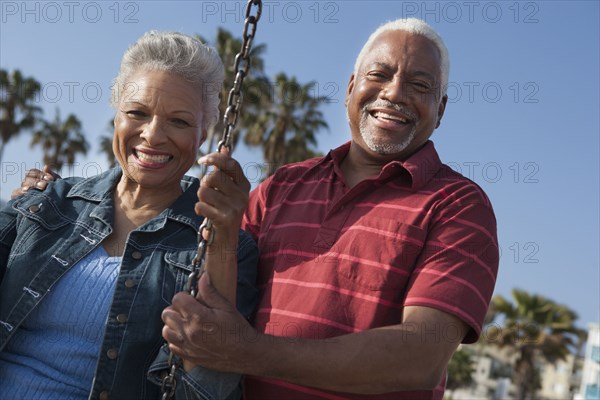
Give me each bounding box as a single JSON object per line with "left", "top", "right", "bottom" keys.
{"left": 1, "top": 1, "right": 598, "bottom": 329}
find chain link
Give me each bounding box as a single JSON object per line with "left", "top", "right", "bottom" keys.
{"left": 160, "top": 0, "right": 262, "bottom": 398}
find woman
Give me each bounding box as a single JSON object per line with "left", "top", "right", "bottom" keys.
{"left": 0, "top": 31, "right": 256, "bottom": 399}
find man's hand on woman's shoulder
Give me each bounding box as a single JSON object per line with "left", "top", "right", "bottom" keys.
{"left": 11, "top": 165, "right": 61, "bottom": 199}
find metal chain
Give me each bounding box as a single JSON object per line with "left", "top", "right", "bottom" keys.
{"left": 160, "top": 1, "right": 262, "bottom": 398}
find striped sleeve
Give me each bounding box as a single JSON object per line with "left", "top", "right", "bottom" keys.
{"left": 242, "top": 176, "right": 273, "bottom": 242}
{"left": 403, "top": 192, "right": 499, "bottom": 343}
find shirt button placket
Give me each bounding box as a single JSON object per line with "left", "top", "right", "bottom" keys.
{"left": 124, "top": 251, "right": 141, "bottom": 291}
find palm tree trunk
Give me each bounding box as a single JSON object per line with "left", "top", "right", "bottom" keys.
{"left": 515, "top": 347, "right": 536, "bottom": 400}
{"left": 205, "top": 126, "right": 217, "bottom": 154}
{"left": 205, "top": 121, "right": 226, "bottom": 155}
{"left": 515, "top": 360, "right": 528, "bottom": 400}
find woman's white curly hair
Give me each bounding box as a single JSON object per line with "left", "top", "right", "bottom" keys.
{"left": 111, "top": 31, "right": 224, "bottom": 130}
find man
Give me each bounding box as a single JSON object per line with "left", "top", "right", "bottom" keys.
{"left": 16, "top": 18, "right": 498, "bottom": 400}
{"left": 161, "top": 18, "right": 499, "bottom": 400}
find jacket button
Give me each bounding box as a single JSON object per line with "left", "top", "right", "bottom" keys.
{"left": 131, "top": 251, "right": 142, "bottom": 260}
{"left": 124, "top": 279, "right": 136, "bottom": 288}
{"left": 99, "top": 391, "right": 109, "bottom": 400}
{"left": 107, "top": 348, "right": 118, "bottom": 360}
{"left": 116, "top": 314, "right": 128, "bottom": 323}
{"left": 28, "top": 204, "right": 41, "bottom": 213}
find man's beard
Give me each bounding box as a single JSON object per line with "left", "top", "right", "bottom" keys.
{"left": 353, "top": 100, "right": 417, "bottom": 155}
{"left": 359, "top": 114, "right": 416, "bottom": 155}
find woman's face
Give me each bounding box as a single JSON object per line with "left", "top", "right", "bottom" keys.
{"left": 113, "top": 69, "right": 205, "bottom": 191}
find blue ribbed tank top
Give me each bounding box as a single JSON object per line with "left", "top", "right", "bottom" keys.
{"left": 0, "top": 246, "right": 121, "bottom": 399}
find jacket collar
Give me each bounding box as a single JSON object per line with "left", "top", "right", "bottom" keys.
{"left": 67, "top": 167, "right": 203, "bottom": 231}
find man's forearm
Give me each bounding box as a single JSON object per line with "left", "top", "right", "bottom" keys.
{"left": 239, "top": 311, "right": 466, "bottom": 394}
{"left": 165, "top": 280, "right": 469, "bottom": 394}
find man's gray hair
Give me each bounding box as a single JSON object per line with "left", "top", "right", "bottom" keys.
{"left": 111, "top": 31, "right": 224, "bottom": 130}
{"left": 353, "top": 18, "right": 449, "bottom": 97}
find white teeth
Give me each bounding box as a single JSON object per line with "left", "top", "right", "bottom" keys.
{"left": 136, "top": 151, "right": 170, "bottom": 163}
{"left": 373, "top": 111, "right": 407, "bottom": 123}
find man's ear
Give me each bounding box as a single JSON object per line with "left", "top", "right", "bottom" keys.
{"left": 436, "top": 95, "right": 448, "bottom": 129}
{"left": 345, "top": 74, "right": 356, "bottom": 107}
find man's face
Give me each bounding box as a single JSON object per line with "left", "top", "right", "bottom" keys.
{"left": 345, "top": 30, "right": 447, "bottom": 161}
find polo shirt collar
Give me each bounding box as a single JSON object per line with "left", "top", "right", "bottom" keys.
{"left": 328, "top": 140, "right": 442, "bottom": 191}
{"left": 398, "top": 141, "right": 442, "bottom": 190}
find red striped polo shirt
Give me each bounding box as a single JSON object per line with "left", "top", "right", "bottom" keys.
{"left": 241, "top": 140, "right": 499, "bottom": 400}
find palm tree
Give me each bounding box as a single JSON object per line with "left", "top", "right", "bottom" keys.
{"left": 446, "top": 348, "right": 475, "bottom": 395}
{"left": 243, "top": 72, "right": 329, "bottom": 178}
{"left": 99, "top": 135, "right": 116, "bottom": 168}
{"left": 0, "top": 69, "right": 42, "bottom": 162}
{"left": 31, "top": 109, "right": 89, "bottom": 171}
{"left": 196, "top": 28, "right": 269, "bottom": 155}
{"left": 99, "top": 119, "right": 116, "bottom": 168}
{"left": 485, "top": 289, "right": 583, "bottom": 400}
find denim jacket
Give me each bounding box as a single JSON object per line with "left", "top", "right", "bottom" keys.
{"left": 0, "top": 167, "right": 258, "bottom": 400}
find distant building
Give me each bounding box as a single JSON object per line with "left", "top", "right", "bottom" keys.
{"left": 449, "top": 344, "right": 516, "bottom": 400}
{"left": 539, "top": 353, "right": 582, "bottom": 399}
{"left": 575, "top": 323, "right": 600, "bottom": 400}
{"left": 449, "top": 337, "right": 586, "bottom": 400}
